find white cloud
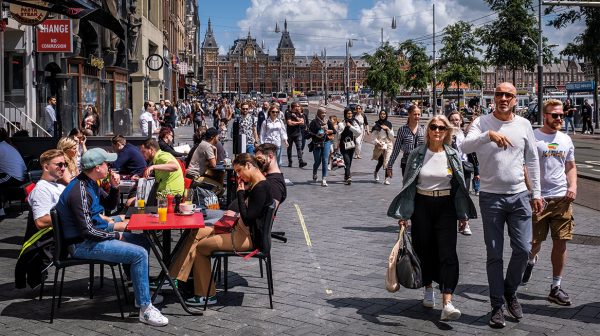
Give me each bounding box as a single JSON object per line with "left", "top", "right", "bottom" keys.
{"left": 231, "top": 0, "right": 583, "bottom": 57}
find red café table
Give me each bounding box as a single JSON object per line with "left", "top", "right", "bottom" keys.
{"left": 128, "top": 212, "right": 205, "bottom": 315}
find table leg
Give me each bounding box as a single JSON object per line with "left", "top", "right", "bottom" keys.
{"left": 143, "top": 231, "right": 202, "bottom": 316}
{"left": 162, "top": 230, "right": 171, "bottom": 263}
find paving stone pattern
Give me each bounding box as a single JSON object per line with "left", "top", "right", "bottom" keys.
{"left": 0, "top": 122, "right": 599, "bottom": 335}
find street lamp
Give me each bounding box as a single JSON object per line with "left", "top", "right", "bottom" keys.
{"left": 321, "top": 48, "right": 328, "bottom": 105}
{"left": 346, "top": 39, "right": 358, "bottom": 107}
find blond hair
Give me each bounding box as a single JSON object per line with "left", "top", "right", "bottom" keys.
{"left": 543, "top": 98, "right": 563, "bottom": 114}
{"left": 57, "top": 137, "right": 79, "bottom": 176}
{"left": 425, "top": 115, "right": 454, "bottom": 146}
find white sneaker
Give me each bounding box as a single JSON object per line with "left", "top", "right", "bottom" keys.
{"left": 374, "top": 172, "right": 380, "bottom": 182}
{"left": 139, "top": 304, "right": 169, "bottom": 326}
{"left": 423, "top": 287, "right": 435, "bottom": 308}
{"left": 135, "top": 294, "right": 164, "bottom": 308}
{"left": 321, "top": 179, "right": 328, "bottom": 187}
{"left": 461, "top": 224, "right": 472, "bottom": 236}
{"left": 441, "top": 302, "right": 461, "bottom": 321}
{"left": 384, "top": 178, "right": 390, "bottom": 185}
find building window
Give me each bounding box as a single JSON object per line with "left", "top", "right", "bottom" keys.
{"left": 3, "top": 53, "right": 25, "bottom": 94}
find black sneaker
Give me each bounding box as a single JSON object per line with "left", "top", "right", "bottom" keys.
{"left": 504, "top": 294, "right": 523, "bottom": 320}
{"left": 312, "top": 173, "right": 317, "bottom": 181}
{"left": 288, "top": 161, "right": 293, "bottom": 167}
{"left": 521, "top": 256, "right": 537, "bottom": 285}
{"left": 548, "top": 285, "right": 571, "bottom": 306}
{"left": 489, "top": 306, "right": 505, "bottom": 328}
{"left": 299, "top": 161, "right": 308, "bottom": 168}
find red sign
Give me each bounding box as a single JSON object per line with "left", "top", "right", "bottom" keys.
{"left": 36, "top": 19, "right": 73, "bottom": 53}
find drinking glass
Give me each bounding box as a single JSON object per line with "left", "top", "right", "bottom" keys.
{"left": 157, "top": 199, "right": 168, "bottom": 224}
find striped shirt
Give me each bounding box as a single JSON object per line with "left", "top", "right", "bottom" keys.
{"left": 387, "top": 124, "right": 425, "bottom": 169}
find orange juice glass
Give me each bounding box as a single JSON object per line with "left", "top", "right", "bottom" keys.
{"left": 157, "top": 199, "right": 168, "bottom": 224}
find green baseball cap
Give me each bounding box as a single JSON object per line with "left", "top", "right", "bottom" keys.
{"left": 81, "top": 148, "right": 118, "bottom": 170}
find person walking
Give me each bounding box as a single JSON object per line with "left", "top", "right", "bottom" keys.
{"left": 371, "top": 110, "right": 394, "bottom": 185}
{"left": 308, "top": 107, "right": 336, "bottom": 186}
{"left": 44, "top": 96, "right": 57, "bottom": 135}
{"left": 387, "top": 115, "right": 476, "bottom": 321}
{"left": 448, "top": 111, "right": 473, "bottom": 236}
{"left": 387, "top": 105, "right": 425, "bottom": 179}
{"left": 521, "top": 99, "right": 577, "bottom": 307}
{"left": 562, "top": 98, "right": 575, "bottom": 135}
{"left": 461, "top": 82, "right": 543, "bottom": 328}
{"left": 239, "top": 102, "right": 259, "bottom": 154}
{"left": 581, "top": 99, "right": 594, "bottom": 134}
{"left": 338, "top": 108, "right": 361, "bottom": 185}
{"left": 285, "top": 102, "right": 308, "bottom": 168}
{"left": 260, "top": 105, "right": 288, "bottom": 166}
{"left": 353, "top": 105, "right": 369, "bottom": 159}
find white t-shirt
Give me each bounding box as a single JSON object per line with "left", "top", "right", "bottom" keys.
{"left": 416, "top": 149, "right": 452, "bottom": 191}
{"left": 28, "top": 179, "right": 65, "bottom": 220}
{"left": 534, "top": 129, "right": 575, "bottom": 198}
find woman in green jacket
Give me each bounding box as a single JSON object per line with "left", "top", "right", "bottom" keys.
{"left": 387, "top": 115, "right": 477, "bottom": 321}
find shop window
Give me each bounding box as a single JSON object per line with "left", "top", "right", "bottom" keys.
{"left": 3, "top": 53, "right": 25, "bottom": 94}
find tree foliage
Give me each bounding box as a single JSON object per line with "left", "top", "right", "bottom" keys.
{"left": 362, "top": 42, "right": 404, "bottom": 103}
{"left": 437, "top": 21, "right": 483, "bottom": 95}
{"left": 398, "top": 40, "right": 431, "bottom": 97}
{"left": 477, "top": 0, "right": 553, "bottom": 73}
{"left": 547, "top": 6, "right": 600, "bottom": 68}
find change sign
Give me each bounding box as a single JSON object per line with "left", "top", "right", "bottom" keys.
{"left": 36, "top": 19, "right": 73, "bottom": 53}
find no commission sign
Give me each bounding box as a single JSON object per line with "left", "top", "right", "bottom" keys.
{"left": 36, "top": 19, "right": 73, "bottom": 53}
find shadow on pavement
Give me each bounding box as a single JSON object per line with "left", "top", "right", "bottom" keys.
{"left": 342, "top": 225, "right": 398, "bottom": 233}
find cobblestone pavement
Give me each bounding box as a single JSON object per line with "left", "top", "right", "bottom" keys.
{"left": 0, "top": 122, "right": 599, "bottom": 335}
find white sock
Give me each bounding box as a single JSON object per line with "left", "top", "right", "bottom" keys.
{"left": 552, "top": 276, "right": 562, "bottom": 288}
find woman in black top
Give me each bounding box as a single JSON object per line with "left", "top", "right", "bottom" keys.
{"left": 157, "top": 127, "right": 185, "bottom": 158}
{"left": 169, "top": 153, "right": 272, "bottom": 306}
{"left": 338, "top": 108, "right": 362, "bottom": 184}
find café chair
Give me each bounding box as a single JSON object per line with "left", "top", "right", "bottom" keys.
{"left": 204, "top": 201, "right": 277, "bottom": 310}
{"left": 47, "top": 209, "right": 126, "bottom": 323}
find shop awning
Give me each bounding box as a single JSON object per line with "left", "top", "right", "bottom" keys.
{"left": 4, "top": 0, "right": 125, "bottom": 40}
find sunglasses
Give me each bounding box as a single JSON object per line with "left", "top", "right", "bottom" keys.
{"left": 52, "top": 162, "right": 67, "bottom": 168}
{"left": 546, "top": 113, "right": 564, "bottom": 120}
{"left": 494, "top": 92, "right": 515, "bottom": 99}
{"left": 270, "top": 110, "right": 279, "bottom": 113}
{"left": 428, "top": 124, "right": 448, "bottom": 132}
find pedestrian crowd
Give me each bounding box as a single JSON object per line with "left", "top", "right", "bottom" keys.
{"left": 0, "top": 83, "right": 580, "bottom": 328}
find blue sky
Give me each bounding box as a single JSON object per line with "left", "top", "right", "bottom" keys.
{"left": 197, "top": 0, "right": 582, "bottom": 57}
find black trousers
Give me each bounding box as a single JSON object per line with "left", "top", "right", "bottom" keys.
{"left": 287, "top": 134, "right": 303, "bottom": 163}
{"left": 582, "top": 116, "right": 594, "bottom": 134}
{"left": 410, "top": 194, "right": 459, "bottom": 294}
{"left": 341, "top": 148, "right": 355, "bottom": 180}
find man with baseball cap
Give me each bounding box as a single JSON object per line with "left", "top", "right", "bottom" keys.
{"left": 56, "top": 148, "right": 169, "bottom": 326}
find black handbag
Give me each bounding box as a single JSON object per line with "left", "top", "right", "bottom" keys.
{"left": 462, "top": 161, "right": 474, "bottom": 174}
{"left": 395, "top": 228, "right": 423, "bottom": 289}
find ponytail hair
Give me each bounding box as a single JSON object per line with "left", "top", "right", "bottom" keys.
{"left": 232, "top": 153, "right": 268, "bottom": 173}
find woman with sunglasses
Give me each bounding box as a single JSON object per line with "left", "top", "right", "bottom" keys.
{"left": 260, "top": 105, "right": 288, "bottom": 166}
{"left": 57, "top": 136, "right": 80, "bottom": 185}
{"left": 388, "top": 115, "right": 476, "bottom": 321}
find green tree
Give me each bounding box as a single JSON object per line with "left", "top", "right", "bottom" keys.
{"left": 547, "top": 5, "right": 600, "bottom": 128}
{"left": 437, "top": 21, "right": 483, "bottom": 109}
{"left": 362, "top": 42, "right": 404, "bottom": 110}
{"left": 398, "top": 40, "right": 432, "bottom": 106}
{"left": 477, "top": 0, "right": 553, "bottom": 85}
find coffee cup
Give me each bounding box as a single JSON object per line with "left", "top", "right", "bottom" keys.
{"left": 179, "top": 203, "right": 196, "bottom": 214}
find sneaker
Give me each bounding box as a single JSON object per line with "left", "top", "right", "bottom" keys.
{"left": 345, "top": 178, "right": 352, "bottom": 185}
{"left": 288, "top": 161, "right": 293, "bottom": 168}
{"left": 473, "top": 191, "right": 480, "bottom": 196}
{"left": 548, "top": 285, "right": 571, "bottom": 306}
{"left": 185, "top": 295, "right": 217, "bottom": 307}
{"left": 135, "top": 294, "right": 164, "bottom": 308}
{"left": 384, "top": 178, "right": 390, "bottom": 185}
{"left": 423, "top": 287, "right": 435, "bottom": 308}
{"left": 521, "top": 255, "right": 537, "bottom": 285}
{"left": 321, "top": 179, "right": 328, "bottom": 187}
{"left": 312, "top": 173, "right": 318, "bottom": 181}
{"left": 504, "top": 294, "right": 523, "bottom": 320}
{"left": 460, "top": 224, "right": 472, "bottom": 236}
{"left": 489, "top": 306, "right": 505, "bottom": 328}
{"left": 299, "top": 161, "right": 308, "bottom": 168}
{"left": 441, "top": 302, "right": 461, "bottom": 321}
{"left": 139, "top": 304, "right": 169, "bottom": 326}
{"left": 374, "top": 172, "right": 380, "bottom": 182}
{"left": 328, "top": 163, "right": 332, "bottom": 171}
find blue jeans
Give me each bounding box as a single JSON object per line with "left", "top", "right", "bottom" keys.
{"left": 563, "top": 116, "right": 575, "bottom": 134}
{"left": 69, "top": 233, "right": 152, "bottom": 307}
{"left": 312, "top": 141, "right": 331, "bottom": 178}
{"left": 276, "top": 146, "right": 283, "bottom": 166}
{"left": 246, "top": 142, "right": 255, "bottom": 154}
{"left": 479, "top": 191, "right": 532, "bottom": 308}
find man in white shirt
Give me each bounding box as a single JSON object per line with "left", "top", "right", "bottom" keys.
{"left": 140, "top": 101, "right": 155, "bottom": 137}
{"left": 462, "top": 82, "right": 544, "bottom": 329}
{"left": 28, "top": 149, "right": 67, "bottom": 230}
{"left": 521, "top": 99, "right": 576, "bottom": 307}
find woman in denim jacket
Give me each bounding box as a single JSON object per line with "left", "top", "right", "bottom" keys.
{"left": 387, "top": 115, "right": 477, "bottom": 321}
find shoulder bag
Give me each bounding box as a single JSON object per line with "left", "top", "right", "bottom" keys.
{"left": 396, "top": 227, "right": 423, "bottom": 289}
{"left": 385, "top": 226, "right": 404, "bottom": 293}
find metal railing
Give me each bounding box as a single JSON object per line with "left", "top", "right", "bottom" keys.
{"left": 0, "top": 101, "right": 51, "bottom": 137}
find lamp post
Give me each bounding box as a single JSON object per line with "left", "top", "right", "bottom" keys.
{"left": 346, "top": 39, "right": 358, "bottom": 107}
{"left": 321, "top": 48, "right": 328, "bottom": 105}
